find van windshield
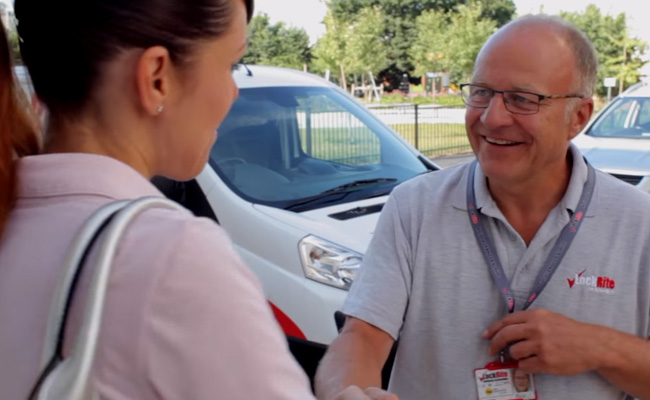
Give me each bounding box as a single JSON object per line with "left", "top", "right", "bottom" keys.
{"left": 587, "top": 97, "right": 650, "bottom": 138}
{"left": 209, "top": 86, "right": 432, "bottom": 212}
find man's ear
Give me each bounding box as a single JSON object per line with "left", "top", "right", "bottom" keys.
{"left": 135, "top": 46, "right": 173, "bottom": 116}
{"left": 568, "top": 97, "right": 594, "bottom": 140}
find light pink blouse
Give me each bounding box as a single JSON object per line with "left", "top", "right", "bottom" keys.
{"left": 0, "top": 153, "right": 315, "bottom": 400}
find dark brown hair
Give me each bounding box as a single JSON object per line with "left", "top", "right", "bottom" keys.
{"left": 0, "top": 19, "right": 39, "bottom": 240}
{"left": 1, "top": 0, "right": 253, "bottom": 238}
{"left": 15, "top": 0, "right": 254, "bottom": 116}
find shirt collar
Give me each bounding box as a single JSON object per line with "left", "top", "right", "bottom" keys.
{"left": 562, "top": 143, "right": 592, "bottom": 214}
{"left": 16, "top": 153, "right": 163, "bottom": 200}
{"left": 451, "top": 143, "right": 596, "bottom": 217}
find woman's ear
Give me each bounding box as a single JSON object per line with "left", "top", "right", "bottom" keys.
{"left": 135, "top": 46, "right": 173, "bottom": 116}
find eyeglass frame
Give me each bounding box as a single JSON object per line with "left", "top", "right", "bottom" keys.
{"left": 459, "top": 83, "right": 584, "bottom": 115}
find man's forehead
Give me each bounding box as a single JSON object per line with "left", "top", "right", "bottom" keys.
{"left": 480, "top": 22, "right": 564, "bottom": 58}
{"left": 472, "top": 24, "right": 574, "bottom": 91}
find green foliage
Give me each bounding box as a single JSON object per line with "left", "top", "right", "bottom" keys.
{"left": 477, "top": 0, "right": 515, "bottom": 27}
{"left": 300, "top": 122, "right": 470, "bottom": 160}
{"left": 5, "top": 28, "right": 22, "bottom": 65}
{"left": 311, "top": 10, "right": 350, "bottom": 86}
{"left": 312, "top": 7, "right": 388, "bottom": 88}
{"left": 378, "top": 92, "right": 464, "bottom": 106}
{"left": 242, "top": 13, "right": 311, "bottom": 70}
{"left": 426, "top": 94, "right": 464, "bottom": 106}
{"left": 389, "top": 122, "right": 470, "bottom": 157}
{"left": 409, "top": 2, "right": 496, "bottom": 84}
{"left": 346, "top": 7, "right": 388, "bottom": 75}
{"left": 325, "top": 0, "right": 514, "bottom": 75}
{"left": 378, "top": 92, "right": 409, "bottom": 104}
{"left": 560, "top": 5, "right": 648, "bottom": 97}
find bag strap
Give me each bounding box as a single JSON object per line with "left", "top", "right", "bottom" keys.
{"left": 29, "top": 196, "right": 185, "bottom": 400}
{"left": 28, "top": 200, "right": 129, "bottom": 400}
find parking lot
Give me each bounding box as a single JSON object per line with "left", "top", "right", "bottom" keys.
{"left": 432, "top": 151, "right": 475, "bottom": 168}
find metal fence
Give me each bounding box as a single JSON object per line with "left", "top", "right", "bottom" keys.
{"left": 366, "top": 103, "right": 471, "bottom": 157}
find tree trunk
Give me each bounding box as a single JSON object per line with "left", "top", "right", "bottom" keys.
{"left": 340, "top": 63, "right": 347, "bottom": 91}
{"left": 619, "top": 45, "right": 627, "bottom": 93}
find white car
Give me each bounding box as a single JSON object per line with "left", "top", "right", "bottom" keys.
{"left": 153, "top": 65, "right": 438, "bottom": 376}
{"left": 573, "top": 82, "right": 650, "bottom": 192}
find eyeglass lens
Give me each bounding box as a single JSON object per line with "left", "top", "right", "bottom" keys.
{"left": 462, "top": 85, "right": 539, "bottom": 114}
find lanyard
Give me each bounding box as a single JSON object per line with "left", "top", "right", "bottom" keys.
{"left": 466, "top": 160, "right": 596, "bottom": 313}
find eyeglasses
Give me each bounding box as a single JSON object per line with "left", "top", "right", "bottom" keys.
{"left": 459, "top": 83, "right": 584, "bottom": 115}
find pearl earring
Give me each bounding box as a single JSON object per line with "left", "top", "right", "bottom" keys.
{"left": 156, "top": 105, "right": 164, "bottom": 113}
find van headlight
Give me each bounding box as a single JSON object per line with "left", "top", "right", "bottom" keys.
{"left": 299, "top": 235, "right": 362, "bottom": 290}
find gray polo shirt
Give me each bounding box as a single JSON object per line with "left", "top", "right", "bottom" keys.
{"left": 343, "top": 144, "right": 650, "bottom": 400}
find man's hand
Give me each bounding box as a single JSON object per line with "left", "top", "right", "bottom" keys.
{"left": 315, "top": 317, "right": 396, "bottom": 400}
{"left": 483, "top": 309, "right": 603, "bottom": 375}
{"left": 331, "top": 385, "right": 399, "bottom": 400}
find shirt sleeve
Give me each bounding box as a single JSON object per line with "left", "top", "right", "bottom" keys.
{"left": 341, "top": 190, "right": 413, "bottom": 340}
{"left": 139, "top": 218, "right": 315, "bottom": 400}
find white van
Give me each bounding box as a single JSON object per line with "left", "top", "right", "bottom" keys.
{"left": 153, "top": 65, "right": 439, "bottom": 376}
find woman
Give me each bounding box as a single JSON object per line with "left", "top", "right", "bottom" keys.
{"left": 0, "top": 1, "right": 318, "bottom": 399}
{"left": 0, "top": 18, "right": 39, "bottom": 241}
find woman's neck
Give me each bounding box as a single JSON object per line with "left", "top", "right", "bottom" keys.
{"left": 43, "top": 113, "right": 154, "bottom": 178}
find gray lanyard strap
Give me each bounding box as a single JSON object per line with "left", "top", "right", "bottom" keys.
{"left": 466, "top": 160, "right": 596, "bottom": 313}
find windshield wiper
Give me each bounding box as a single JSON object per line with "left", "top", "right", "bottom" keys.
{"left": 319, "top": 178, "right": 397, "bottom": 195}
{"left": 285, "top": 178, "right": 397, "bottom": 211}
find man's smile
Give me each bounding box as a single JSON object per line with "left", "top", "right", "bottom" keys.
{"left": 484, "top": 136, "right": 521, "bottom": 146}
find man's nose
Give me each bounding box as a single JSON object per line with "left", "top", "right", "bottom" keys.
{"left": 480, "top": 93, "right": 514, "bottom": 127}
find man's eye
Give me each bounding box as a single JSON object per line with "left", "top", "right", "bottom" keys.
{"left": 472, "top": 89, "right": 490, "bottom": 97}
{"left": 511, "top": 93, "right": 536, "bottom": 104}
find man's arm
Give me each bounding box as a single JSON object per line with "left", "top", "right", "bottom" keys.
{"left": 485, "top": 309, "right": 650, "bottom": 400}
{"left": 593, "top": 327, "right": 650, "bottom": 400}
{"left": 315, "top": 317, "right": 398, "bottom": 400}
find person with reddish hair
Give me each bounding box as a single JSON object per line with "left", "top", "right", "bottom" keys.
{"left": 0, "top": 19, "right": 40, "bottom": 240}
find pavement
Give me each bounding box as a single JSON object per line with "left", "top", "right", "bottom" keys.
{"left": 431, "top": 152, "right": 475, "bottom": 168}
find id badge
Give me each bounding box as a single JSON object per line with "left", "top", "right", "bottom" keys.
{"left": 474, "top": 361, "right": 537, "bottom": 400}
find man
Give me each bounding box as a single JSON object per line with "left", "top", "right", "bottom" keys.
{"left": 512, "top": 368, "right": 531, "bottom": 393}
{"left": 315, "top": 15, "right": 650, "bottom": 400}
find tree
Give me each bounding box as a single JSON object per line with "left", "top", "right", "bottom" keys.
{"left": 605, "top": 32, "right": 646, "bottom": 93}
{"left": 312, "top": 10, "right": 351, "bottom": 89}
{"left": 325, "top": 0, "right": 514, "bottom": 85}
{"left": 560, "top": 5, "right": 647, "bottom": 97}
{"left": 312, "top": 7, "right": 388, "bottom": 91}
{"left": 344, "top": 7, "right": 389, "bottom": 77}
{"left": 409, "top": 2, "right": 496, "bottom": 84}
{"left": 477, "top": 0, "right": 515, "bottom": 27}
{"left": 409, "top": 8, "right": 448, "bottom": 77}
{"left": 242, "top": 13, "right": 311, "bottom": 70}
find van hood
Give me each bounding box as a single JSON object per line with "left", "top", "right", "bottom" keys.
{"left": 574, "top": 135, "right": 650, "bottom": 174}
{"left": 252, "top": 196, "right": 387, "bottom": 254}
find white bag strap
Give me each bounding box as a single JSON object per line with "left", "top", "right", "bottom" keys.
{"left": 39, "top": 200, "right": 130, "bottom": 371}
{"left": 30, "top": 196, "right": 185, "bottom": 400}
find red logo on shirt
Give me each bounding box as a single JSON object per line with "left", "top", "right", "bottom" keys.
{"left": 567, "top": 269, "right": 585, "bottom": 288}
{"left": 567, "top": 269, "right": 615, "bottom": 290}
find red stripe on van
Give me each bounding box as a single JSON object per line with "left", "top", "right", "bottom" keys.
{"left": 268, "top": 301, "right": 306, "bottom": 340}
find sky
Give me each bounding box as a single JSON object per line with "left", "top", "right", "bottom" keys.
{"left": 1, "top": 0, "right": 646, "bottom": 45}
{"left": 2, "top": 0, "right": 647, "bottom": 63}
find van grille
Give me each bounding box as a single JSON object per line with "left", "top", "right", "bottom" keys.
{"left": 609, "top": 173, "right": 643, "bottom": 186}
